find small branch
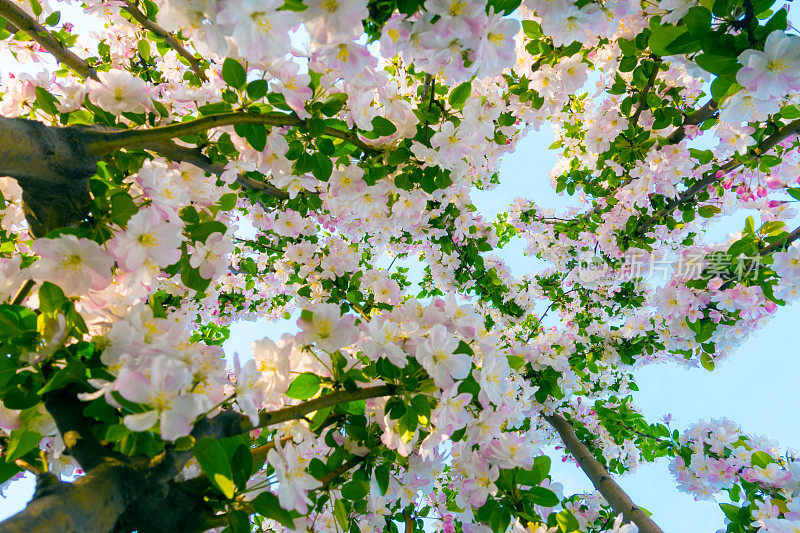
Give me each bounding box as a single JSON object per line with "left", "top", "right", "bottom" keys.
{"left": 718, "top": 225, "right": 800, "bottom": 291}
{"left": 639, "top": 117, "right": 800, "bottom": 233}
{"left": 742, "top": 0, "right": 757, "bottom": 47}
{"left": 0, "top": 0, "right": 98, "bottom": 80}
{"left": 120, "top": 0, "right": 207, "bottom": 82}
{"left": 136, "top": 138, "right": 289, "bottom": 199}
{"left": 319, "top": 455, "right": 366, "bottom": 489}
{"left": 404, "top": 511, "right": 415, "bottom": 533}
{"left": 544, "top": 413, "right": 665, "bottom": 533}
{"left": 630, "top": 60, "right": 661, "bottom": 127}
{"left": 248, "top": 384, "right": 396, "bottom": 431}
{"left": 666, "top": 99, "right": 718, "bottom": 144}
{"left": 11, "top": 279, "right": 35, "bottom": 305}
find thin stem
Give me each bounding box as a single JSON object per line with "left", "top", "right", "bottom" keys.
{"left": 640, "top": 117, "right": 800, "bottom": 233}
{"left": 14, "top": 458, "right": 41, "bottom": 475}
{"left": 319, "top": 454, "right": 366, "bottom": 489}
{"left": 630, "top": 60, "right": 661, "bottom": 127}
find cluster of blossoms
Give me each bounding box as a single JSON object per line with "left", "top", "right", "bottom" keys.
{"left": 669, "top": 419, "right": 800, "bottom": 532}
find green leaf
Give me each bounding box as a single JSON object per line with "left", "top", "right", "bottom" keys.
{"left": 34, "top": 86, "right": 59, "bottom": 116}
{"left": 137, "top": 39, "right": 151, "bottom": 61}
{"left": 38, "top": 282, "right": 67, "bottom": 315}
{"left": 683, "top": 6, "right": 711, "bottom": 35}
{"left": 246, "top": 79, "right": 269, "bottom": 100}
{"left": 751, "top": 450, "right": 774, "bottom": 468}
{"left": 222, "top": 58, "right": 247, "bottom": 90}
{"left": 486, "top": 0, "right": 521, "bottom": 14}
{"left": 307, "top": 117, "right": 326, "bottom": 138}
{"left": 40, "top": 361, "right": 86, "bottom": 394}
{"left": 527, "top": 486, "right": 560, "bottom": 507}
{"left": 341, "top": 479, "right": 369, "bottom": 501}
{"left": 43, "top": 10, "right": 60, "bottom": 25}
{"left": 555, "top": 510, "right": 581, "bottom": 533}
{"left": 217, "top": 193, "right": 237, "bottom": 211}
{"left": 312, "top": 152, "right": 333, "bottom": 182}
{"left": 448, "top": 81, "right": 472, "bottom": 109}
{"left": 700, "top": 352, "right": 715, "bottom": 371}
{"left": 648, "top": 25, "right": 688, "bottom": 56}
{"left": 697, "top": 205, "right": 719, "bottom": 218}
{"left": 194, "top": 437, "right": 236, "bottom": 499}
{"left": 227, "top": 510, "right": 250, "bottom": 533}
{"left": 374, "top": 464, "right": 389, "bottom": 495}
{"left": 233, "top": 122, "right": 267, "bottom": 152}
{"left": 521, "top": 19, "right": 542, "bottom": 39}
{"left": 180, "top": 252, "right": 211, "bottom": 292}
{"left": 334, "top": 499, "right": 349, "bottom": 528}
{"left": 251, "top": 491, "right": 296, "bottom": 528}
{"left": 285, "top": 373, "right": 321, "bottom": 400}
{"left": 6, "top": 429, "right": 42, "bottom": 461}
{"left": 370, "top": 116, "right": 397, "bottom": 136}
{"left": 711, "top": 74, "right": 738, "bottom": 102}
{"left": 320, "top": 93, "right": 348, "bottom": 116}
{"left": 110, "top": 192, "right": 138, "bottom": 226}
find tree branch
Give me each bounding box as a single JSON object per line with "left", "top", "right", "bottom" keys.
{"left": 319, "top": 454, "right": 367, "bottom": 489}
{"left": 248, "top": 384, "right": 396, "bottom": 431}
{"left": 92, "top": 112, "right": 382, "bottom": 155}
{"left": 666, "top": 98, "right": 718, "bottom": 144}
{"left": 544, "top": 413, "right": 665, "bottom": 533}
{"left": 630, "top": 60, "right": 661, "bottom": 127}
{"left": 0, "top": 0, "right": 98, "bottom": 81}
{"left": 120, "top": 0, "right": 207, "bottom": 82}
{"left": 0, "top": 458, "right": 145, "bottom": 533}
{"left": 639, "top": 117, "right": 800, "bottom": 233}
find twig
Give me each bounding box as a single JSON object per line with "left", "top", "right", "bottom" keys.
{"left": 630, "top": 60, "right": 661, "bottom": 127}
{"left": 120, "top": 0, "right": 208, "bottom": 82}
{"left": 666, "top": 98, "right": 718, "bottom": 144}
{"left": 319, "top": 455, "right": 366, "bottom": 489}
{"left": 0, "top": 0, "right": 98, "bottom": 80}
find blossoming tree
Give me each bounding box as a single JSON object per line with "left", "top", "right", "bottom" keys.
{"left": 0, "top": 0, "right": 799, "bottom": 531}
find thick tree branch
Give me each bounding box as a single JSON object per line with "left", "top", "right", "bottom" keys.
{"left": 0, "top": 459, "right": 146, "bottom": 533}
{"left": 93, "top": 112, "right": 383, "bottom": 155}
{"left": 0, "top": 0, "right": 98, "bottom": 80}
{"left": 544, "top": 413, "right": 665, "bottom": 533}
{"left": 120, "top": 0, "right": 207, "bottom": 82}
